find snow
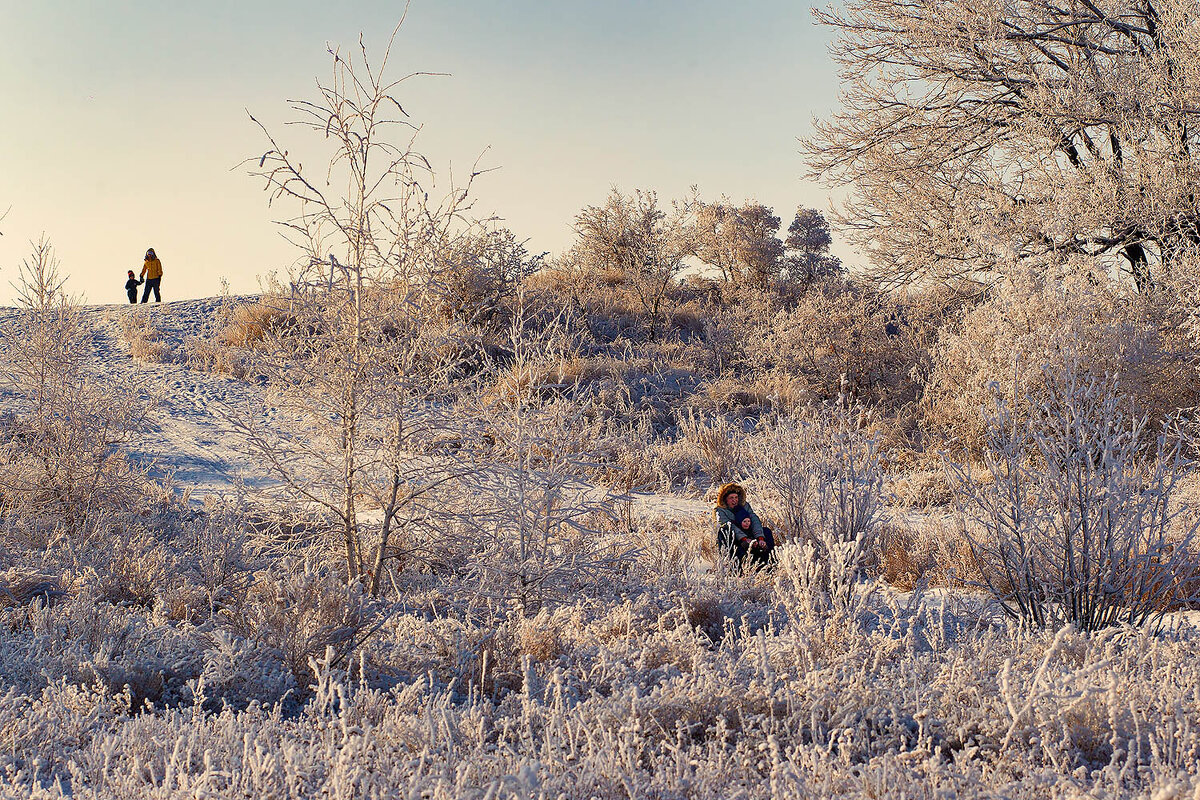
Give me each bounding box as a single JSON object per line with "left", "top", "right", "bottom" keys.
{"left": 0, "top": 298, "right": 273, "bottom": 499}
{"left": 107, "top": 300, "right": 277, "bottom": 496}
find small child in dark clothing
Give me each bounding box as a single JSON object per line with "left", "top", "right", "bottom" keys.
{"left": 125, "top": 271, "right": 142, "bottom": 304}
{"left": 732, "top": 505, "right": 753, "bottom": 531}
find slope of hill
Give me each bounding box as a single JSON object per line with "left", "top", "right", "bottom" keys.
{"left": 0, "top": 297, "right": 712, "bottom": 521}
{"left": 0, "top": 298, "right": 272, "bottom": 498}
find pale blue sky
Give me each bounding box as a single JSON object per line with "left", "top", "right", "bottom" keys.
{"left": 0, "top": 1, "right": 840, "bottom": 303}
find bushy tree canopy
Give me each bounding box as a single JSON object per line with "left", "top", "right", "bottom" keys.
{"left": 786, "top": 207, "right": 842, "bottom": 282}
{"left": 570, "top": 188, "right": 692, "bottom": 335}
{"left": 806, "top": 0, "right": 1200, "bottom": 290}
{"left": 693, "top": 201, "right": 785, "bottom": 285}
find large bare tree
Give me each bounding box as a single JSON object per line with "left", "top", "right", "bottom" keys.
{"left": 805, "top": 0, "right": 1200, "bottom": 290}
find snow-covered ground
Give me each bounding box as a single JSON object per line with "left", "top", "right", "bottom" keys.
{"left": 110, "top": 299, "right": 276, "bottom": 495}
{"left": 0, "top": 298, "right": 275, "bottom": 497}
{"left": 0, "top": 298, "right": 718, "bottom": 522}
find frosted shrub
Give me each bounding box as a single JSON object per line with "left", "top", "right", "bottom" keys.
{"left": 173, "top": 500, "right": 255, "bottom": 616}
{"left": 199, "top": 630, "right": 296, "bottom": 711}
{"left": 757, "top": 276, "right": 936, "bottom": 411}
{"left": 948, "top": 365, "right": 1200, "bottom": 631}
{"left": 745, "top": 411, "right": 817, "bottom": 540}
{"left": 809, "top": 404, "right": 885, "bottom": 610}
{"left": 467, "top": 399, "right": 633, "bottom": 615}
{"left": 748, "top": 403, "right": 884, "bottom": 611}
{"left": 220, "top": 559, "right": 377, "bottom": 683}
{"left": 926, "top": 267, "right": 1197, "bottom": 455}
{"left": 0, "top": 239, "right": 153, "bottom": 527}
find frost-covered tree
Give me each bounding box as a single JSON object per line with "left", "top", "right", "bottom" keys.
{"left": 570, "top": 188, "right": 692, "bottom": 337}
{"left": 238, "top": 24, "right": 479, "bottom": 590}
{"left": 692, "top": 200, "right": 785, "bottom": 286}
{"left": 785, "top": 207, "right": 842, "bottom": 283}
{"left": 806, "top": 0, "right": 1200, "bottom": 290}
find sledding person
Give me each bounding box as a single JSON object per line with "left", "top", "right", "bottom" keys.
{"left": 139, "top": 248, "right": 163, "bottom": 303}
{"left": 714, "top": 482, "right": 775, "bottom": 569}
{"left": 124, "top": 270, "right": 143, "bottom": 304}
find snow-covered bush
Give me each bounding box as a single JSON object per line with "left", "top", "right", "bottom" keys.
{"left": 0, "top": 239, "right": 154, "bottom": 527}
{"left": 746, "top": 403, "right": 885, "bottom": 610}
{"left": 464, "top": 311, "right": 637, "bottom": 615}
{"left": 949, "top": 364, "right": 1200, "bottom": 630}
{"left": 198, "top": 629, "right": 297, "bottom": 711}
{"left": 926, "top": 266, "right": 1198, "bottom": 455}
{"left": 808, "top": 405, "right": 885, "bottom": 608}
{"left": 744, "top": 411, "right": 818, "bottom": 540}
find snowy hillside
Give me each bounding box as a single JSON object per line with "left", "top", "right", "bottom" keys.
{"left": 0, "top": 298, "right": 275, "bottom": 499}
{"left": 0, "top": 297, "right": 711, "bottom": 519}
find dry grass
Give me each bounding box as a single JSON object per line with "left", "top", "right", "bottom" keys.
{"left": 483, "top": 356, "right": 628, "bottom": 404}
{"left": 1122, "top": 550, "right": 1200, "bottom": 612}
{"left": 676, "top": 410, "right": 744, "bottom": 483}
{"left": 688, "top": 510, "right": 719, "bottom": 564}
{"left": 877, "top": 514, "right": 986, "bottom": 590}
{"left": 889, "top": 468, "right": 954, "bottom": 508}
{"left": 517, "top": 611, "right": 566, "bottom": 662}
{"left": 120, "top": 314, "right": 171, "bottom": 362}
{"left": 699, "top": 377, "right": 776, "bottom": 413}
{"left": 182, "top": 338, "right": 248, "bottom": 377}
{"left": 216, "top": 300, "right": 285, "bottom": 347}
{"left": 878, "top": 523, "right": 936, "bottom": 590}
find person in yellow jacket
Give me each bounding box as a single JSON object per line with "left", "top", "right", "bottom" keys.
{"left": 139, "top": 248, "right": 164, "bottom": 303}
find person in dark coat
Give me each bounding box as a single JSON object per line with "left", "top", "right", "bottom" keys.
{"left": 713, "top": 482, "right": 775, "bottom": 569}
{"left": 125, "top": 270, "right": 143, "bottom": 304}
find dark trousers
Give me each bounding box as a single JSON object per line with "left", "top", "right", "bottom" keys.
{"left": 127, "top": 290, "right": 138, "bottom": 304}
{"left": 718, "top": 524, "right": 775, "bottom": 569}
{"left": 141, "top": 278, "right": 161, "bottom": 303}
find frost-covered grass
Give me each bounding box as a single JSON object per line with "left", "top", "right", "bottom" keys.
{"left": 3, "top": 288, "right": 1200, "bottom": 797}
{"left": 2, "top": 514, "right": 1200, "bottom": 799}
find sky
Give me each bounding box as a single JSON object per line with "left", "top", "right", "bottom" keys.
{"left": 0, "top": 1, "right": 842, "bottom": 304}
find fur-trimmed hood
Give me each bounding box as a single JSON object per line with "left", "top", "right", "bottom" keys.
{"left": 715, "top": 482, "right": 747, "bottom": 509}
